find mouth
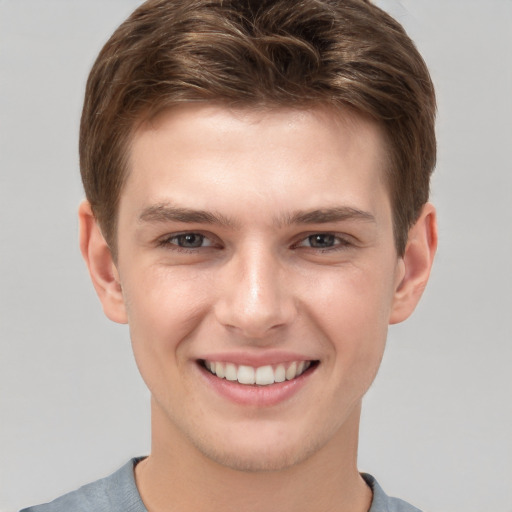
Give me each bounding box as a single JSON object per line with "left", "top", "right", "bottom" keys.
{"left": 199, "top": 359, "right": 318, "bottom": 386}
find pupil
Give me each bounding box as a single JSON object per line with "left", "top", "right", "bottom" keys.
{"left": 310, "top": 234, "right": 334, "bottom": 248}
{"left": 179, "top": 234, "right": 203, "bottom": 247}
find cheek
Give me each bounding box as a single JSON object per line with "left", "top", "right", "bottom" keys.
{"left": 121, "top": 268, "right": 211, "bottom": 388}
{"left": 305, "top": 264, "right": 393, "bottom": 370}
{"left": 125, "top": 265, "right": 210, "bottom": 334}
{"left": 305, "top": 259, "right": 395, "bottom": 328}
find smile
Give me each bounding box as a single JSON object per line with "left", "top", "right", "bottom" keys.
{"left": 201, "top": 360, "right": 314, "bottom": 386}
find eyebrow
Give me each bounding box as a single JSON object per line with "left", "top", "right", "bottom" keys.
{"left": 278, "top": 207, "right": 376, "bottom": 226}
{"left": 138, "top": 203, "right": 236, "bottom": 228}
{"left": 138, "top": 203, "right": 375, "bottom": 228}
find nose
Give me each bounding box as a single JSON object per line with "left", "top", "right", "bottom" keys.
{"left": 214, "top": 244, "right": 297, "bottom": 339}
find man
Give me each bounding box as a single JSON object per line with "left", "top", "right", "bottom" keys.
{"left": 22, "top": 0, "right": 437, "bottom": 511}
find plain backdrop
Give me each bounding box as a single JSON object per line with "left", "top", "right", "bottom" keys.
{"left": 1, "top": 1, "right": 511, "bottom": 511}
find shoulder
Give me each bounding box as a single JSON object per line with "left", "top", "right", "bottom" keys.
{"left": 362, "top": 473, "right": 423, "bottom": 512}
{"left": 20, "top": 458, "right": 147, "bottom": 512}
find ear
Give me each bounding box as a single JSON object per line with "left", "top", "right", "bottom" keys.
{"left": 78, "top": 200, "right": 128, "bottom": 324}
{"left": 389, "top": 203, "right": 438, "bottom": 324}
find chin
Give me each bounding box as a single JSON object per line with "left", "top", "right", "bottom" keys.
{"left": 200, "top": 446, "right": 313, "bottom": 473}
{"left": 189, "top": 427, "right": 329, "bottom": 473}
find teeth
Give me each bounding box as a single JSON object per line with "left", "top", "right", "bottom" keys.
{"left": 255, "top": 365, "right": 274, "bottom": 385}
{"left": 237, "top": 365, "right": 255, "bottom": 384}
{"left": 225, "top": 363, "right": 237, "bottom": 381}
{"left": 204, "top": 360, "right": 312, "bottom": 386}
{"left": 285, "top": 361, "right": 297, "bottom": 380}
{"left": 274, "top": 364, "right": 286, "bottom": 383}
{"left": 216, "top": 362, "right": 225, "bottom": 379}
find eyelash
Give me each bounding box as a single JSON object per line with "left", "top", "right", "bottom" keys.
{"left": 157, "top": 232, "right": 352, "bottom": 252}
{"left": 157, "top": 232, "right": 218, "bottom": 252}
{"left": 294, "top": 233, "right": 352, "bottom": 251}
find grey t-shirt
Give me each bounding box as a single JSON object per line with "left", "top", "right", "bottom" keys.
{"left": 21, "top": 458, "right": 422, "bottom": 512}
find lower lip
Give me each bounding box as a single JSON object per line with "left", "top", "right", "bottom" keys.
{"left": 198, "top": 363, "right": 316, "bottom": 407}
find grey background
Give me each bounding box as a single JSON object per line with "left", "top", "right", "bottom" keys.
{"left": 1, "top": 1, "right": 511, "bottom": 511}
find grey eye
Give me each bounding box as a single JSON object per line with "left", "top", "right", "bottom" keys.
{"left": 175, "top": 233, "right": 205, "bottom": 248}
{"left": 308, "top": 234, "right": 336, "bottom": 248}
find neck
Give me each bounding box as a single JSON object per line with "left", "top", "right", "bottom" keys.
{"left": 135, "top": 399, "right": 372, "bottom": 512}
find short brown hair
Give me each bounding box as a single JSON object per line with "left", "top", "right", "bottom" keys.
{"left": 80, "top": 0, "right": 436, "bottom": 256}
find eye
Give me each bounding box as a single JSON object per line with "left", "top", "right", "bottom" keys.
{"left": 162, "top": 233, "right": 214, "bottom": 249}
{"left": 307, "top": 234, "right": 336, "bottom": 248}
{"left": 296, "top": 233, "right": 349, "bottom": 250}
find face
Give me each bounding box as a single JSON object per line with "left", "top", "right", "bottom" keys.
{"left": 113, "top": 104, "right": 405, "bottom": 471}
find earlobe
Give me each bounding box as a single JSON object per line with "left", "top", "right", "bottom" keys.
{"left": 78, "top": 200, "right": 128, "bottom": 324}
{"left": 389, "top": 203, "right": 438, "bottom": 325}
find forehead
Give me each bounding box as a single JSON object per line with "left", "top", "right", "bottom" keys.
{"left": 122, "top": 104, "right": 390, "bottom": 221}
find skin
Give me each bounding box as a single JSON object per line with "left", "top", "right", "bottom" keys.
{"left": 80, "top": 104, "right": 437, "bottom": 512}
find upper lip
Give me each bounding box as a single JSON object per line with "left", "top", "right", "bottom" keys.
{"left": 197, "top": 351, "right": 317, "bottom": 367}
